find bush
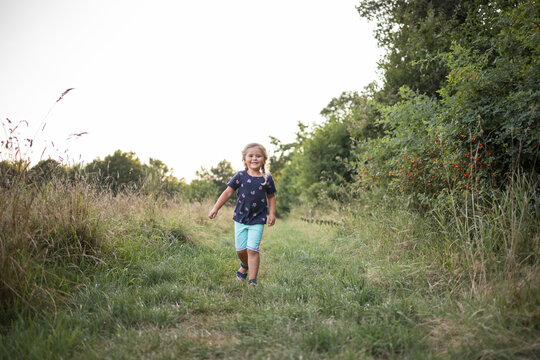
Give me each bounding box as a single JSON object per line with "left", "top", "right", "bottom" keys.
{"left": 350, "top": 1, "right": 539, "bottom": 206}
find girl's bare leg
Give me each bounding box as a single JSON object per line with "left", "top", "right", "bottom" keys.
{"left": 236, "top": 250, "right": 248, "bottom": 274}
{"left": 247, "top": 249, "right": 260, "bottom": 280}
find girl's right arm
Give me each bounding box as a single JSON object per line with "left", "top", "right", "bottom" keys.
{"left": 208, "top": 186, "right": 235, "bottom": 219}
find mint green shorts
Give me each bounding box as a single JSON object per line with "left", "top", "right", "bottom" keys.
{"left": 234, "top": 221, "right": 264, "bottom": 252}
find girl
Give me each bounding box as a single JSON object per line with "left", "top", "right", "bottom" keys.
{"left": 208, "top": 143, "right": 277, "bottom": 286}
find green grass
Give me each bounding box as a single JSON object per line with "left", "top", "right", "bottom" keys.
{"left": 1, "top": 214, "right": 538, "bottom": 359}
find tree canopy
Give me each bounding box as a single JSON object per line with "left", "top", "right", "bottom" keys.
{"left": 85, "top": 150, "right": 145, "bottom": 193}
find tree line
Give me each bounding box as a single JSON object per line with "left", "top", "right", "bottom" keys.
{"left": 0, "top": 150, "right": 236, "bottom": 201}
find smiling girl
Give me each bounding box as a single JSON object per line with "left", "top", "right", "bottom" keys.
{"left": 208, "top": 143, "right": 277, "bottom": 286}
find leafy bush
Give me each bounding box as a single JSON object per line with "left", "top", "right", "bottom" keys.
{"left": 349, "top": 1, "right": 539, "bottom": 208}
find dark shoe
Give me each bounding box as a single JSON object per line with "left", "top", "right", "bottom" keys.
{"left": 236, "top": 262, "right": 248, "bottom": 280}
{"left": 236, "top": 270, "right": 247, "bottom": 280}
{"left": 247, "top": 279, "right": 258, "bottom": 286}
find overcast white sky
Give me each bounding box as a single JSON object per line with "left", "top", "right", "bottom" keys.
{"left": 0, "top": 0, "right": 382, "bottom": 181}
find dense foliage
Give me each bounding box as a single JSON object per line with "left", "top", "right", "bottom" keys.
{"left": 273, "top": 0, "right": 538, "bottom": 212}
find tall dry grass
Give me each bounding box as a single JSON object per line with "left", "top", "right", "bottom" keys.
{"left": 433, "top": 172, "right": 539, "bottom": 296}
{"left": 0, "top": 169, "right": 231, "bottom": 316}
{"left": 0, "top": 176, "right": 101, "bottom": 313}
{"left": 338, "top": 170, "right": 539, "bottom": 301}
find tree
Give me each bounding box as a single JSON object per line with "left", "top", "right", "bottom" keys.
{"left": 269, "top": 121, "right": 307, "bottom": 183}
{"left": 184, "top": 160, "right": 236, "bottom": 201}
{"left": 0, "top": 160, "right": 25, "bottom": 189}
{"left": 84, "top": 150, "right": 144, "bottom": 193}
{"left": 142, "top": 158, "right": 184, "bottom": 196}
{"left": 296, "top": 118, "right": 353, "bottom": 200}
{"left": 271, "top": 119, "right": 353, "bottom": 214}
{"left": 195, "top": 159, "right": 235, "bottom": 194}
{"left": 322, "top": 89, "right": 384, "bottom": 142}
{"left": 357, "top": 0, "right": 478, "bottom": 103}
{"left": 28, "top": 159, "right": 67, "bottom": 184}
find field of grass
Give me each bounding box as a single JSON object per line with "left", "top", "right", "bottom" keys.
{"left": 1, "top": 197, "right": 538, "bottom": 359}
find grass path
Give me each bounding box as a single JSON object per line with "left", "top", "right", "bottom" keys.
{"left": 87, "top": 219, "right": 395, "bottom": 359}
{"left": 2, "top": 218, "right": 534, "bottom": 359}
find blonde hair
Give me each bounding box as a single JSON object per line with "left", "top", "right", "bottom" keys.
{"left": 242, "top": 143, "right": 268, "bottom": 175}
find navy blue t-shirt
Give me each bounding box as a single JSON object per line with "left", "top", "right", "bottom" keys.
{"left": 227, "top": 171, "right": 277, "bottom": 225}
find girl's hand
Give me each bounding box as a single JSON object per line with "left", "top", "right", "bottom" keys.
{"left": 208, "top": 208, "right": 218, "bottom": 219}
{"left": 267, "top": 214, "right": 276, "bottom": 226}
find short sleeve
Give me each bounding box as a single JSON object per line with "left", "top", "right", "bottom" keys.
{"left": 227, "top": 172, "right": 242, "bottom": 190}
{"left": 266, "top": 174, "right": 277, "bottom": 195}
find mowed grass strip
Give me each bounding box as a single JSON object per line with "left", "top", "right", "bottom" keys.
{"left": 81, "top": 219, "right": 430, "bottom": 359}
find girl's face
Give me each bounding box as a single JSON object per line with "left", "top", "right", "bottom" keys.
{"left": 244, "top": 147, "right": 265, "bottom": 173}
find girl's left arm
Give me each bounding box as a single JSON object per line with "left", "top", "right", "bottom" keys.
{"left": 267, "top": 193, "right": 276, "bottom": 226}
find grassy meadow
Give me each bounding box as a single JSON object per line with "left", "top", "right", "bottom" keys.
{"left": 1, "top": 175, "right": 538, "bottom": 359}
{"left": 3, "top": 1, "right": 539, "bottom": 357}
